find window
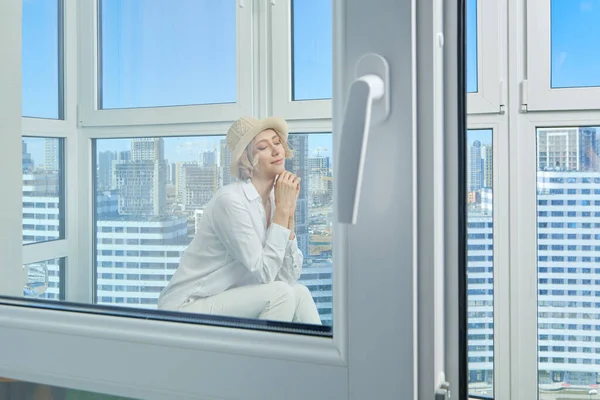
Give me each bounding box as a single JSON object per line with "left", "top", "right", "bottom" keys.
{"left": 550, "top": 0, "right": 600, "bottom": 88}
{"left": 291, "top": 0, "right": 332, "bottom": 101}
{"left": 22, "top": 0, "right": 62, "bottom": 119}
{"left": 95, "top": 134, "right": 334, "bottom": 326}
{"left": 537, "top": 126, "right": 600, "bottom": 395}
{"left": 99, "top": 0, "right": 236, "bottom": 109}
{"left": 466, "top": 129, "right": 494, "bottom": 396}
{"left": 22, "top": 137, "right": 65, "bottom": 245}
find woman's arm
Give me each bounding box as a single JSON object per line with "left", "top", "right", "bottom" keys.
{"left": 212, "top": 193, "right": 292, "bottom": 284}
{"left": 276, "top": 214, "right": 303, "bottom": 283}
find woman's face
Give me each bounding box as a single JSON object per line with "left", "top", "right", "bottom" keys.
{"left": 252, "top": 129, "right": 285, "bottom": 179}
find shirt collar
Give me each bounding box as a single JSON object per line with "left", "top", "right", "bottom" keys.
{"left": 241, "top": 180, "right": 275, "bottom": 202}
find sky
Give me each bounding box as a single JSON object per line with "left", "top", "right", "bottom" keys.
{"left": 21, "top": 0, "right": 600, "bottom": 162}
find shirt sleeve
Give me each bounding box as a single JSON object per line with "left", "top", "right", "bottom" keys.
{"left": 211, "top": 193, "right": 291, "bottom": 284}
{"left": 276, "top": 237, "right": 303, "bottom": 283}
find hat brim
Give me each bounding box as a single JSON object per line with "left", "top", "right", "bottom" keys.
{"left": 229, "top": 117, "right": 289, "bottom": 178}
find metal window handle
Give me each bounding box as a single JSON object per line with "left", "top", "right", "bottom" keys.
{"left": 338, "top": 54, "right": 390, "bottom": 224}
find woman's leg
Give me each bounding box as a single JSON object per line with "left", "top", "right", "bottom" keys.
{"left": 290, "top": 283, "right": 322, "bottom": 325}
{"left": 180, "top": 281, "right": 297, "bottom": 322}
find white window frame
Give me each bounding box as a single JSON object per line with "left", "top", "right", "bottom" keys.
{"left": 466, "top": 115, "right": 510, "bottom": 399}
{"left": 269, "top": 0, "right": 331, "bottom": 120}
{"left": 512, "top": 111, "right": 600, "bottom": 399}
{"left": 467, "top": 0, "right": 506, "bottom": 115}
{"left": 0, "top": 0, "right": 460, "bottom": 398}
{"left": 525, "top": 0, "right": 600, "bottom": 111}
{"left": 21, "top": 0, "right": 80, "bottom": 302}
{"left": 77, "top": 0, "right": 254, "bottom": 127}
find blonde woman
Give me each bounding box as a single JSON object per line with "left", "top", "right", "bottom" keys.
{"left": 158, "top": 117, "right": 321, "bottom": 325}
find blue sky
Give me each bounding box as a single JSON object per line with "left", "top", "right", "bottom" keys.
{"left": 21, "top": 0, "right": 599, "bottom": 162}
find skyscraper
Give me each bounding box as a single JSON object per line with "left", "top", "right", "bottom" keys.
{"left": 44, "top": 138, "right": 59, "bottom": 172}
{"left": 220, "top": 139, "right": 233, "bottom": 187}
{"left": 22, "top": 140, "right": 34, "bottom": 172}
{"left": 307, "top": 156, "right": 331, "bottom": 205}
{"left": 286, "top": 134, "right": 309, "bottom": 260}
{"left": 98, "top": 151, "right": 117, "bottom": 191}
{"left": 579, "top": 127, "right": 598, "bottom": 171}
{"left": 115, "top": 139, "right": 167, "bottom": 216}
{"left": 482, "top": 145, "right": 493, "bottom": 188}
{"left": 537, "top": 127, "right": 580, "bottom": 171}
{"left": 199, "top": 150, "right": 215, "bottom": 167}
{"left": 468, "top": 140, "right": 483, "bottom": 192}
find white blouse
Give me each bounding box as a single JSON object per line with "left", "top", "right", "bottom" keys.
{"left": 157, "top": 180, "right": 303, "bottom": 310}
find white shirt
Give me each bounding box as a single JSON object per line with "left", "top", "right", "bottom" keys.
{"left": 158, "top": 180, "right": 303, "bottom": 310}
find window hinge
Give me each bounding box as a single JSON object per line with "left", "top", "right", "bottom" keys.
{"left": 270, "top": 0, "right": 276, "bottom": 4}
{"left": 76, "top": 104, "right": 81, "bottom": 126}
{"left": 521, "top": 79, "right": 529, "bottom": 112}
{"left": 499, "top": 80, "right": 506, "bottom": 114}
{"left": 238, "top": 0, "right": 244, "bottom": 8}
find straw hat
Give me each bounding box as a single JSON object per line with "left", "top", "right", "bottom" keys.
{"left": 227, "top": 116, "right": 288, "bottom": 177}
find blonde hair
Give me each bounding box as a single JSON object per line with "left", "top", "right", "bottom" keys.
{"left": 235, "top": 131, "right": 293, "bottom": 180}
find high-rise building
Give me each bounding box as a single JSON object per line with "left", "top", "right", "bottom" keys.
{"left": 286, "top": 134, "right": 309, "bottom": 258}
{"left": 482, "top": 145, "right": 493, "bottom": 189}
{"left": 307, "top": 156, "right": 331, "bottom": 206}
{"left": 131, "top": 138, "right": 164, "bottom": 162}
{"left": 178, "top": 162, "right": 217, "bottom": 211}
{"left": 22, "top": 171, "right": 62, "bottom": 301}
{"left": 220, "top": 139, "right": 233, "bottom": 187}
{"left": 98, "top": 151, "right": 117, "bottom": 191}
{"left": 468, "top": 140, "right": 483, "bottom": 192}
{"left": 22, "top": 140, "right": 34, "bottom": 172}
{"left": 579, "top": 127, "right": 598, "bottom": 171}
{"left": 44, "top": 138, "right": 59, "bottom": 172}
{"left": 199, "top": 151, "right": 215, "bottom": 167}
{"left": 114, "top": 139, "right": 167, "bottom": 216}
{"left": 537, "top": 127, "right": 580, "bottom": 171}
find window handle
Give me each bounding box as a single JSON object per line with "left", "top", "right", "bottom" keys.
{"left": 337, "top": 54, "right": 389, "bottom": 224}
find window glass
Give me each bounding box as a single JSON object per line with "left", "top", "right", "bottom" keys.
{"left": 22, "top": 0, "right": 61, "bottom": 119}
{"left": 22, "top": 138, "right": 64, "bottom": 245}
{"left": 551, "top": 0, "right": 600, "bottom": 88}
{"left": 95, "top": 134, "right": 333, "bottom": 328}
{"left": 466, "top": 0, "right": 478, "bottom": 93}
{"left": 467, "top": 129, "right": 494, "bottom": 397}
{"left": 292, "top": 0, "right": 332, "bottom": 100}
{"left": 99, "top": 0, "right": 236, "bottom": 109}
{"left": 537, "top": 126, "right": 600, "bottom": 397}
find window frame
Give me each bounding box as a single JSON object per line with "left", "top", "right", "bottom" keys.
{"left": 0, "top": 0, "right": 459, "bottom": 398}
{"left": 525, "top": 0, "right": 600, "bottom": 111}
{"left": 270, "top": 0, "right": 331, "bottom": 120}
{"left": 466, "top": 116, "right": 510, "bottom": 399}
{"left": 466, "top": 0, "right": 506, "bottom": 115}
{"left": 77, "top": 0, "right": 254, "bottom": 127}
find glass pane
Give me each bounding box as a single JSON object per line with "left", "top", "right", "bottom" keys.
{"left": 95, "top": 134, "right": 333, "bottom": 328}
{"left": 22, "top": 137, "right": 65, "bottom": 245}
{"left": 23, "top": 258, "right": 64, "bottom": 301}
{"left": 466, "top": 129, "right": 494, "bottom": 397}
{"left": 466, "top": 0, "right": 478, "bottom": 93}
{"left": 551, "top": 0, "right": 600, "bottom": 88}
{"left": 291, "top": 0, "right": 332, "bottom": 101}
{"left": 22, "top": 0, "right": 61, "bottom": 119}
{"left": 99, "top": 0, "right": 237, "bottom": 109}
{"left": 537, "top": 126, "right": 600, "bottom": 398}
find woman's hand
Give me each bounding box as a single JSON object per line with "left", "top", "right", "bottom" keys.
{"left": 274, "top": 171, "right": 301, "bottom": 213}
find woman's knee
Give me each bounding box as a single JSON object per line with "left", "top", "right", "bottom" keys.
{"left": 264, "top": 281, "right": 295, "bottom": 301}
{"left": 290, "top": 283, "right": 313, "bottom": 301}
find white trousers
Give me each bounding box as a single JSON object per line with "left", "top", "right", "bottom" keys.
{"left": 180, "top": 281, "right": 322, "bottom": 325}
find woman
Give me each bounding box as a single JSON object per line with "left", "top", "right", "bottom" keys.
{"left": 158, "top": 116, "right": 321, "bottom": 324}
